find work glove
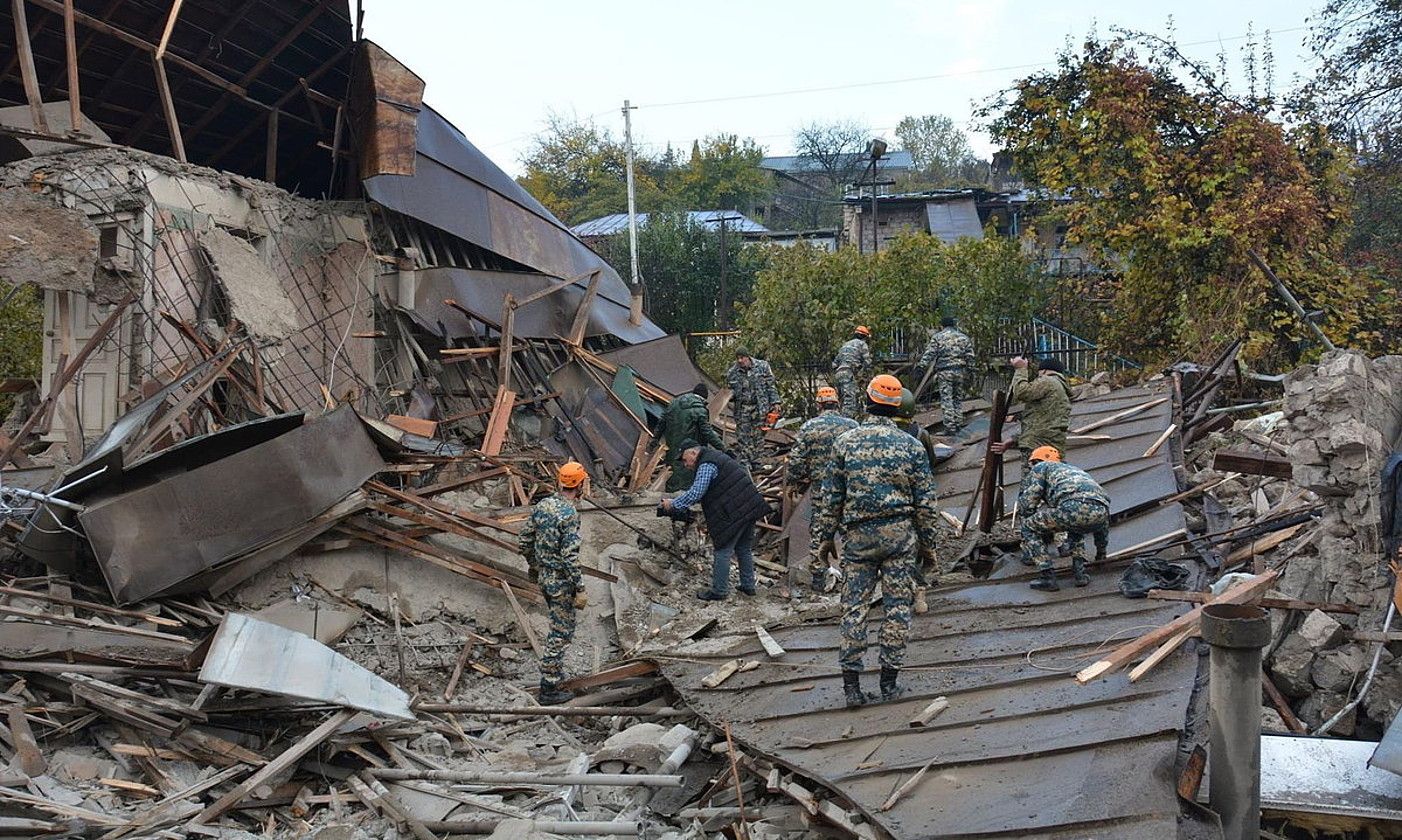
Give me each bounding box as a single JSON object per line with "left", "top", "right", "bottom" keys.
{"left": 573, "top": 590, "right": 588, "bottom": 610}
{"left": 826, "top": 565, "right": 844, "bottom": 584}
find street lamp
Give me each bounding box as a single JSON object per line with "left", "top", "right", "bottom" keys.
{"left": 867, "top": 138, "right": 887, "bottom": 253}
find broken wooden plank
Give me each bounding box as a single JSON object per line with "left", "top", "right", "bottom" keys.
{"left": 908, "top": 697, "right": 949, "bottom": 728}
{"left": 755, "top": 626, "right": 785, "bottom": 658}
{"left": 499, "top": 581, "right": 541, "bottom": 657}
{"left": 7, "top": 704, "right": 42, "bottom": 777}
{"left": 188, "top": 708, "right": 356, "bottom": 826}
{"left": 1211, "top": 448, "right": 1293, "bottom": 480}
{"left": 700, "top": 659, "right": 742, "bottom": 689}
{"left": 481, "top": 387, "right": 516, "bottom": 457}
{"left": 385, "top": 415, "right": 437, "bottom": 438}
{"left": 1147, "top": 590, "right": 1359, "bottom": 615}
{"left": 1225, "top": 523, "right": 1307, "bottom": 565}
{"left": 1069, "top": 396, "right": 1169, "bottom": 435}
{"left": 1261, "top": 670, "right": 1306, "bottom": 734}
{"left": 560, "top": 661, "right": 658, "bottom": 692}
{"left": 879, "top": 759, "right": 935, "bottom": 812}
{"left": 1141, "top": 423, "right": 1177, "bottom": 458}
{"left": 1127, "top": 627, "right": 1193, "bottom": 683}
{"left": 1076, "top": 570, "right": 1279, "bottom": 684}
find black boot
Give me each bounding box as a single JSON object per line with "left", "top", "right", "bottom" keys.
{"left": 880, "top": 666, "right": 903, "bottom": 701}
{"left": 1071, "top": 555, "right": 1090, "bottom": 587}
{"left": 842, "top": 671, "right": 870, "bottom": 708}
{"left": 538, "top": 680, "right": 572, "bottom": 705}
{"left": 1029, "top": 568, "right": 1060, "bottom": 591}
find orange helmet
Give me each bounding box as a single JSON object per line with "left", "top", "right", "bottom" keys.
{"left": 557, "top": 461, "right": 588, "bottom": 488}
{"left": 816, "top": 386, "right": 839, "bottom": 403}
{"left": 854, "top": 325, "right": 871, "bottom": 338}
{"left": 1028, "top": 446, "right": 1062, "bottom": 464}
{"left": 866, "top": 374, "right": 903, "bottom": 406}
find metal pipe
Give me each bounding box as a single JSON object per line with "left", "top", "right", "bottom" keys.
{"left": 1201, "top": 603, "right": 1271, "bottom": 840}
{"left": 367, "top": 768, "right": 683, "bottom": 788}
{"left": 423, "top": 820, "right": 639, "bottom": 836}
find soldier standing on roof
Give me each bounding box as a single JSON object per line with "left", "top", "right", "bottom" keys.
{"left": 725, "top": 347, "right": 781, "bottom": 472}
{"left": 657, "top": 383, "right": 725, "bottom": 568}
{"left": 918, "top": 316, "right": 976, "bottom": 437}
{"left": 1017, "top": 447, "right": 1109, "bottom": 591}
{"left": 787, "top": 386, "right": 858, "bottom": 594}
{"left": 992, "top": 355, "right": 1072, "bottom": 488}
{"left": 814, "top": 374, "right": 940, "bottom": 708}
{"left": 832, "top": 326, "right": 873, "bottom": 418}
{"left": 519, "top": 461, "right": 589, "bottom": 705}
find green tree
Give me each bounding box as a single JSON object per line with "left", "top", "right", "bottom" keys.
{"left": 894, "top": 114, "right": 989, "bottom": 188}
{"left": 594, "top": 213, "right": 762, "bottom": 336}
{"left": 675, "top": 135, "right": 770, "bottom": 213}
{"left": 516, "top": 114, "right": 666, "bottom": 225}
{"left": 981, "top": 36, "right": 1374, "bottom": 366}
{"left": 0, "top": 283, "right": 42, "bottom": 419}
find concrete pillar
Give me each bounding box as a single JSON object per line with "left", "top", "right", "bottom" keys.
{"left": 1201, "top": 603, "right": 1271, "bottom": 840}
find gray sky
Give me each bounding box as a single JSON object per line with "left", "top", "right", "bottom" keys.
{"left": 362, "top": 1, "right": 1320, "bottom": 177}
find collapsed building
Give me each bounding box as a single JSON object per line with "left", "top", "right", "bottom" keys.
{"left": 1, "top": 3, "right": 1401, "bottom": 839}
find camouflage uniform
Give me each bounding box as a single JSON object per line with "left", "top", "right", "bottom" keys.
{"left": 814, "top": 416, "right": 940, "bottom": 672}
{"left": 788, "top": 409, "right": 859, "bottom": 579}
{"left": 518, "top": 494, "right": 582, "bottom": 686}
{"left": 831, "top": 338, "right": 873, "bottom": 418}
{"left": 1018, "top": 460, "right": 1109, "bottom": 571}
{"left": 725, "top": 358, "right": 780, "bottom": 470}
{"left": 1009, "top": 366, "right": 1073, "bottom": 490}
{"left": 918, "top": 327, "right": 976, "bottom": 436}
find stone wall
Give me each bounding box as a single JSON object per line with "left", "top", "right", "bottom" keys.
{"left": 1266, "top": 350, "right": 1402, "bottom": 735}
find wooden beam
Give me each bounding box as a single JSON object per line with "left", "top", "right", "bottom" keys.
{"left": 512, "top": 269, "right": 597, "bottom": 310}
{"left": 560, "top": 661, "right": 658, "bottom": 692}
{"left": 1147, "top": 589, "right": 1358, "bottom": 614}
{"left": 497, "top": 294, "right": 516, "bottom": 391}
{"left": 188, "top": 709, "right": 354, "bottom": 826}
{"left": 566, "top": 271, "right": 603, "bottom": 346}
{"left": 1211, "top": 448, "right": 1293, "bottom": 480}
{"left": 62, "top": 0, "right": 79, "bottom": 130}
{"left": 151, "top": 56, "right": 186, "bottom": 162}
{"left": 481, "top": 387, "right": 516, "bottom": 457}
{"left": 1070, "top": 397, "right": 1169, "bottom": 435}
{"left": 11, "top": 0, "right": 50, "bottom": 132}
{"left": 153, "top": 0, "right": 183, "bottom": 60}
{"left": 264, "top": 107, "right": 279, "bottom": 182}
{"left": 498, "top": 580, "right": 540, "bottom": 656}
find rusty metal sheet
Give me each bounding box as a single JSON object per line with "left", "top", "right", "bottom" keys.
{"left": 78, "top": 406, "right": 384, "bottom": 605}
{"left": 407, "top": 266, "right": 663, "bottom": 345}
{"left": 597, "top": 334, "right": 716, "bottom": 396}
{"left": 350, "top": 40, "right": 425, "bottom": 180}
{"left": 656, "top": 384, "right": 1196, "bottom": 838}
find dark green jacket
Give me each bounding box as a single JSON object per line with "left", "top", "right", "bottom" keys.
{"left": 1010, "top": 368, "right": 1073, "bottom": 454}
{"left": 659, "top": 392, "right": 725, "bottom": 491}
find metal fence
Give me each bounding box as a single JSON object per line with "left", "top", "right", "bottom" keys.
{"left": 989, "top": 317, "right": 1140, "bottom": 378}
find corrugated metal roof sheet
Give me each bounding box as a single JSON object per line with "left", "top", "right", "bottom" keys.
{"left": 925, "top": 196, "right": 984, "bottom": 243}
{"left": 571, "top": 211, "right": 768, "bottom": 238}
{"left": 655, "top": 386, "right": 1198, "bottom": 839}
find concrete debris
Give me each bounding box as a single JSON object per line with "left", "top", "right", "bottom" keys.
{"left": 1298, "top": 608, "right": 1346, "bottom": 650}
{"left": 198, "top": 227, "right": 301, "bottom": 340}
{"left": 0, "top": 189, "right": 99, "bottom": 293}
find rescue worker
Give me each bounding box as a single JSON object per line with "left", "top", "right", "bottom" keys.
{"left": 897, "top": 388, "right": 938, "bottom": 615}
{"left": 787, "top": 386, "right": 858, "bottom": 593}
{"left": 992, "top": 355, "right": 1073, "bottom": 484}
{"left": 832, "top": 325, "right": 874, "bottom": 418}
{"left": 814, "top": 374, "right": 940, "bottom": 707}
{"left": 519, "top": 461, "right": 589, "bottom": 704}
{"left": 657, "top": 383, "right": 725, "bottom": 568}
{"left": 1018, "top": 446, "right": 1109, "bottom": 591}
{"left": 725, "top": 347, "right": 781, "bottom": 472}
{"left": 662, "top": 443, "right": 771, "bottom": 601}
{"left": 917, "top": 316, "right": 976, "bottom": 436}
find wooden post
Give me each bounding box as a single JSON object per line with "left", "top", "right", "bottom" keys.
{"left": 153, "top": 0, "right": 183, "bottom": 60}
{"left": 151, "top": 57, "right": 185, "bottom": 162}
{"left": 497, "top": 294, "right": 515, "bottom": 391}
{"left": 976, "top": 390, "right": 1009, "bottom": 532}
{"left": 12, "top": 0, "right": 50, "bottom": 132}
{"left": 566, "top": 271, "right": 603, "bottom": 346}
{"left": 265, "top": 108, "right": 279, "bottom": 183}
{"left": 62, "top": 0, "right": 80, "bottom": 131}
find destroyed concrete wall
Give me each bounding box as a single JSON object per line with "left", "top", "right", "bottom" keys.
{"left": 1266, "top": 350, "right": 1402, "bottom": 735}
{"left": 0, "top": 189, "right": 98, "bottom": 293}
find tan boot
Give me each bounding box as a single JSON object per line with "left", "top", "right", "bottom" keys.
{"left": 913, "top": 586, "right": 928, "bottom": 615}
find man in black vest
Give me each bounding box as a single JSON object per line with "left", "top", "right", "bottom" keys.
{"left": 662, "top": 441, "right": 772, "bottom": 601}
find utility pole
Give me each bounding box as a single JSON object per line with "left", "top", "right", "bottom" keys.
{"left": 622, "top": 100, "right": 643, "bottom": 325}
{"left": 718, "top": 215, "right": 728, "bottom": 328}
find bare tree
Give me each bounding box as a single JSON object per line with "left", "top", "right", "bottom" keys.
{"left": 793, "top": 120, "right": 872, "bottom": 192}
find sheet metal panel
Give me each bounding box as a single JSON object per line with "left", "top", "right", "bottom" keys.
{"left": 1260, "top": 735, "right": 1402, "bottom": 820}
{"left": 925, "top": 197, "right": 984, "bottom": 242}
{"left": 657, "top": 385, "right": 1195, "bottom": 838}
{"left": 78, "top": 407, "right": 384, "bottom": 604}
{"left": 597, "top": 334, "right": 715, "bottom": 396}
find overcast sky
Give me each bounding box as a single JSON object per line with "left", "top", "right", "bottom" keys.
{"left": 361, "top": 1, "right": 1321, "bottom": 177}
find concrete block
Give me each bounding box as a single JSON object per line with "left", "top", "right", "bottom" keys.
{"left": 1299, "top": 610, "right": 1345, "bottom": 650}
{"left": 1311, "top": 644, "right": 1369, "bottom": 692}
{"left": 1268, "top": 634, "right": 1316, "bottom": 698}
{"left": 1261, "top": 707, "right": 1290, "bottom": 734}
{"left": 1299, "top": 691, "right": 1356, "bottom": 736}
{"left": 594, "top": 722, "right": 670, "bottom": 771}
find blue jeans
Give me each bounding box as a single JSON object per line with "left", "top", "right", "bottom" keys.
{"left": 711, "top": 523, "right": 756, "bottom": 595}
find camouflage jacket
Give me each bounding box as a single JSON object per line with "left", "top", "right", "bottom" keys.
{"left": 659, "top": 393, "right": 724, "bottom": 455}
{"left": 726, "top": 358, "right": 780, "bottom": 410}
{"left": 813, "top": 416, "right": 940, "bottom": 549}
{"left": 832, "top": 338, "right": 872, "bottom": 377}
{"left": 788, "top": 410, "right": 859, "bottom": 486}
{"left": 518, "top": 493, "right": 582, "bottom": 583}
{"left": 1018, "top": 460, "right": 1109, "bottom": 513}
{"left": 918, "top": 327, "right": 975, "bottom": 372}
{"left": 1010, "top": 367, "right": 1072, "bottom": 453}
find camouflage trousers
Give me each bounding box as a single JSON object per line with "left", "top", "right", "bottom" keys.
{"left": 1020, "top": 499, "right": 1110, "bottom": 572}
{"left": 838, "top": 518, "right": 918, "bottom": 671}
{"left": 935, "top": 368, "right": 966, "bottom": 435}
{"left": 538, "top": 570, "right": 579, "bottom": 685}
{"left": 834, "top": 368, "right": 861, "bottom": 419}
{"left": 733, "top": 406, "right": 767, "bottom": 471}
